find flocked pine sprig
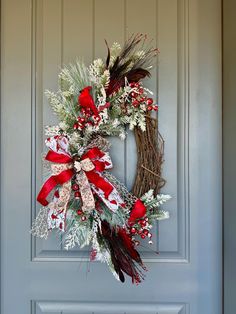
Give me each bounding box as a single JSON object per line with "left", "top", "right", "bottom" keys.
{"left": 59, "top": 60, "right": 91, "bottom": 95}
{"left": 63, "top": 222, "right": 81, "bottom": 250}
{"left": 109, "top": 42, "right": 122, "bottom": 67}
{"left": 45, "top": 90, "right": 77, "bottom": 127}
{"left": 149, "top": 209, "right": 170, "bottom": 220}
{"left": 88, "top": 59, "right": 110, "bottom": 89}
{"left": 64, "top": 213, "right": 95, "bottom": 250}
{"left": 125, "top": 109, "right": 146, "bottom": 131}
{"left": 141, "top": 189, "right": 171, "bottom": 209}
{"left": 139, "top": 190, "right": 171, "bottom": 221}
{"left": 98, "top": 122, "right": 125, "bottom": 138}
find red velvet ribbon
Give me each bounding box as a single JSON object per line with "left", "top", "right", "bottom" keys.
{"left": 46, "top": 150, "right": 73, "bottom": 164}
{"left": 37, "top": 147, "right": 114, "bottom": 207}
{"left": 82, "top": 147, "right": 113, "bottom": 198}
{"left": 37, "top": 151, "right": 74, "bottom": 206}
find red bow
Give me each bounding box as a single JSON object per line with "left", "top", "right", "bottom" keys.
{"left": 37, "top": 147, "right": 114, "bottom": 207}
{"left": 81, "top": 147, "right": 113, "bottom": 198}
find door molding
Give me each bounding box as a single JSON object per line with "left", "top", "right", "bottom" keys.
{"left": 223, "top": 0, "right": 236, "bottom": 313}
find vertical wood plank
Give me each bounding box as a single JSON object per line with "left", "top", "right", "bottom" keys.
{"left": 63, "top": 0, "right": 93, "bottom": 64}
{"left": 156, "top": 0, "right": 178, "bottom": 252}
{"left": 42, "top": 0, "right": 62, "bottom": 126}
{"left": 94, "top": 0, "right": 126, "bottom": 182}
{"left": 94, "top": 0, "right": 125, "bottom": 58}
{"left": 223, "top": 0, "right": 236, "bottom": 312}
{"left": 35, "top": 0, "right": 63, "bottom": 253}
{"left": 1, "top": 0, "right": 32, "bottom": 312}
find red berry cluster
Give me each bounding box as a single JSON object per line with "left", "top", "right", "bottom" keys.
{"left": 76, "top": 208, "right": 87, "bottom": 221}
{"left": 73, "top": 108, "right": 101, "bottom": 130}
{"left": 72, "top": 182, "right": 90, "bottom": 222}
{"left": 130, "top": 216, "right": 153, "bottom": 244}
{"left": 90, "top": 248, "right": 97, "bottom": 261}
{"left": 72, "top": 183, "right": 80, "bottom": 198}
{"left": 129, "top": 82, "right": 158, "bottom": 111}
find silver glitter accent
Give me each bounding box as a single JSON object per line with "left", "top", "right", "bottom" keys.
{"left": 31, "top": 207, "right": 49, "bottom": 239}
{"left": 103, "top": 171, "right": 137, "bottom": 209}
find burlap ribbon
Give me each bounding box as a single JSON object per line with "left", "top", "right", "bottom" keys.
{"left": 74, "top": 158, "right": 96, "bottom": 212}
{"left": 47, "top": 163, "right": 72, "bottom": 231}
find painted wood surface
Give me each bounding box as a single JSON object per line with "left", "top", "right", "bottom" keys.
{"left": 223, "top": 0, "right": 236, "bottom": 313}
{"left": 1, "top": 0, "right": 222, "bottom": 313}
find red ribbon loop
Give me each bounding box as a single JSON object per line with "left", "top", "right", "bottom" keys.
{"left": 82, "top": 147, "right": 113, "bottom": 198}
{"left": 37, "top": 151, "right": 73, "bottom": 206}
{"left": 82, "top": 147, "right": 105, "bottom": 160}
{"left": 86, "top": 170, "right": 113, "bottom": 198}
{"left": 46, "top": 150, "right": 73, "bottom": 164}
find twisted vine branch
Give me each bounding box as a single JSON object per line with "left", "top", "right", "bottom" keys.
{"left": 132, "top": 113, "right": 165, "bottom": 197}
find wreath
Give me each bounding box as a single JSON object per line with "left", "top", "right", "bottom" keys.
{"left": 32, "top": 34, "right": 170, "bottom": 284}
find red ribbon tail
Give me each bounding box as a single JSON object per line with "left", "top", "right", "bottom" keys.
{"left": 86, "top": 171, "right": 113, "bottom": 198}
{"left": 37, "top": 169, "right": 74, "bottom": 206}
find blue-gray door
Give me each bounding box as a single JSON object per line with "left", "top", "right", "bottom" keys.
{"left": 1, "top": 0, "right": 222, "bottom": 313}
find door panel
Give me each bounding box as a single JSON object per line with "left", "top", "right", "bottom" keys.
{"left": 33, "top": 301, "right": 187, "bottom": 314}
{"left": 33, "top": 0, "right": 186, "bottom": 262}
{"left": 1, "top": 0, "right": 222, "bottom": 313}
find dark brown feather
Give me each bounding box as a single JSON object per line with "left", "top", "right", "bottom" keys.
{"left": 105, "top": 34, "right": 158, "bottom": 95}
{"left": 126, "top": 68, "right": 151, "bottom": 82}
{"left": 105, "top": 39, "right": 110, "bottom": 69}
{"left": 100, "top": 220, "right": 145, "bottom": 284}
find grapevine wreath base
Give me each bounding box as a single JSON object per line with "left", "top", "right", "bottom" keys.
{"left": 32, "top": 34, "right": 170, "bottom": 284}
